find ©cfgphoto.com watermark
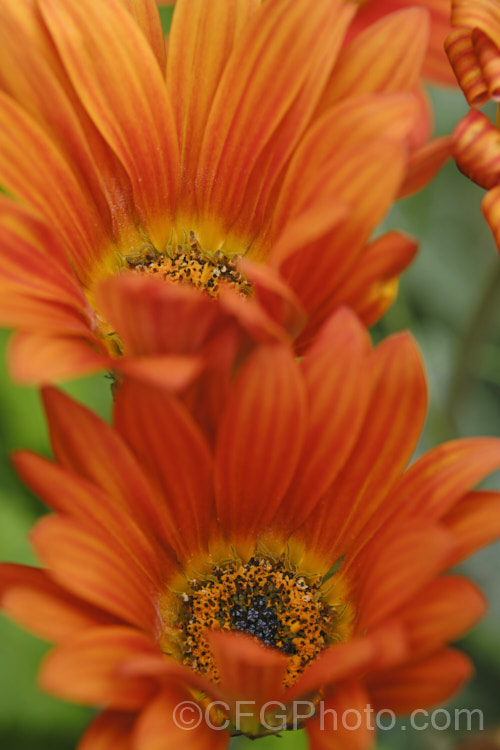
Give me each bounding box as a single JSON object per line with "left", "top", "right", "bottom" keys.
{"left": 172, "top": 700, "right": 485, "bottom": 733}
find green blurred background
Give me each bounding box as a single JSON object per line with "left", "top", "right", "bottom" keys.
{"left": 0, "top": 6, "right": 499, "bottom": 749}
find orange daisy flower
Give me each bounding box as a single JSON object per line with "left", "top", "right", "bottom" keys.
{"left": 0, "top": 0, "right": 442, "bottom": 385}
{"left": 2, "top": 309, "right": 500, "bottom": 749}
{"left": 445, "top": 0, "right": 500, "bottom": 250}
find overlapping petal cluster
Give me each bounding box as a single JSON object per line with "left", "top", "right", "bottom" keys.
{"left": 446, "top": 0, "right": 500, "bottom": 249}
{"left": 2, "top": 310, "right": 500, "bottom": 749}
{"left": 159, "top": 0, "right": 456, "bottom": 86}
{"left": 0, "top": 0, "right": 449, "bottom": 386}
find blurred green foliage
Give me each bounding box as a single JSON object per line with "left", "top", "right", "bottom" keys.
{"left": 0, "top": 7, "right": 499, "bottom": 750}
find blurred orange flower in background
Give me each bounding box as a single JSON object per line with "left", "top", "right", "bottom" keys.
{"left": 446, "top": 0, "right": 500, "bottom": 251}
{"left": 446, "top": 0, "right": 500, "bottom": 107}
{"left": 2, "top": 309, "right": 500, "bottom": 749}
{"left": 0, "top": 0, "right": 447, "bottom": 386}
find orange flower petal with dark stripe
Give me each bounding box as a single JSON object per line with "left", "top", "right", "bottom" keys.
{"left": 0, "top": 0, "right": 432, "bottom": 383}
{"left": 2, "top": 309, "right": 500, "bottom": 749}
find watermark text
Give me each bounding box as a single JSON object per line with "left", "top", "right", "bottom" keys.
{"left": 172, "top": 700, "right": 484, "bottom": 733}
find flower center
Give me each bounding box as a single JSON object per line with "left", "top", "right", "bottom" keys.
{"left": 123, "top": 231, "right": 251, "bottom": 298}
{"left": 174, "top": 555, "right": 350, "bottom": 689}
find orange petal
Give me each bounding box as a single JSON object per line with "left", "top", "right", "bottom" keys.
{"left": 347, "top": 0, "right": 454, "bottom": 87}
{"left": 400, "top": 576, "right": 486, "bottom": 656}
{"left": 306, "top": 681, "right": 374, "bottom": 750}
{"left": 41, "top": 387, "right": 171, "bottom": 539}
{"left": 195, "top": 0, "right": 348, "bottom": 235}
{"left": 0, "top": 201, "right": 88, "bottom": 330}
{"left": 288, "top": 633, "right": 380, "bottom": 702}
{"left": 451, "top": 0, "right": 500, "bottom": 45}
{"left": 79, "top": 711, "right": 135, "bottom": 750}
{"left": 318, "top": 9, "right": 429, "bottom": 109}
{"left": 114, "top": 381, "right": 216, "bottom": 562}
{"left": 224, "top": 2, "right": 355, "bottom": 245}
{"left": 40, "top": 626, "right": 159, "bottom": 709}
{"left": 0, "top": 1, "right": 136, "bottom": 240}
{"left": 179, "top": 342, "right": 242, "bottom": 445}
{"left": 31, "top": 515, "right": 159, "bottom": 630}
{"left": 368, "top": 648, "right": 473, "bottom": 713}
{"left": 482, "top": 183, "right": 500, "bottom": 251}
{"left": 217, "top": 285, "right": 292, "bottom": 345}
{"left": 13, "top": 450, "right": 170, "bottom": 582}
{"left": 366, "top": 621, "right": 410, "bottom": 673}
{"left": 407, "top": 84, "right": 434, "bottom": 152}
{"left": 339, "top": 340, "right": 431, "bottom": 546}
{"left": 0, "top": 200, "right": 84, "bottom": 306}
{"left": 398, "top": 135, "right": 452, "bottom": 199}
{"left": 134, "top": 685, "right": 230, "bottom": 750}
{"left": 268, "top": 200, "right": 348, "bottom": 268}
{"left": 214, "top": 345, "right": 306, "bottom": 544}
{"left": 0, "top": 293, "right": 93, "bottom": 337}
{"left": 8, "top": 332, "right": 109, "bottom": 384}
{"left": 355, "top": 525, "right": 453, "bottom": 631}
{"left": 472, "top": 27, "right": 500, "bottom": 101}
{"left": 277, "top": 139, "right": 408, "bottom": 330}
{"left": 94, "top": 273, "right": 235, "bottom": 357}
{"left": 237, "top": 259, "right": 306, "bottom": 341}
{"left": 324, "top": 231, "right": 418, "bottom": 327}
{"left": 443, "top": 490, "right": 500, "bottom": 565}
{"left": 39, "top": 0, "right": 179, "bottom": 244}
{"left": 116, "top": 354, "right": 203, "bottom": 392}
{"left": 448, "top": 0, "right": 500, "bottom": 103}
{"left": 0, "top": 93, "right": 108, "bottom": 281}
{"left": 453, "top": 109, "right": 500, "bottom": 190}
{"left": 0, "top": 209, "right": 91, "bottom": 338}
{"left": 446, "top": 27, "right": 490, "bottom": 107}
{"left": 277, "top": 309, "right": 372, "bottom": 532}
{"left": 420, "top": 0, "right": 456, "bottom": 85}
{"left": 387, "top": 437, "right": 500, "bottom": 524}
{"left": 268, "top": 94, "right": 418, "bottom": 308}
{"left": 273, "top": 93, "right": 417, "bottom": 241}
{"left": 0, "top": 563, "right": 115, "bottom": 641}
{"left": 208, "top": 630, "right": 288, "bottom": 714}
{"left": 120, "top": 652, "right": 215, "bottom": 697}
{"left": 119, "top": 0, "right": 166, "bottom": 72}
{"left": 298, "top": 332, "right": 427, "bottom": 570}
{"left": 166, "top": 0, "right": 259, "bottom": 202}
